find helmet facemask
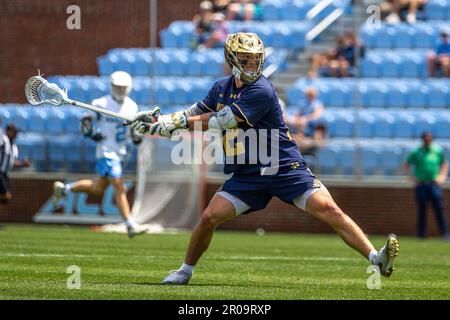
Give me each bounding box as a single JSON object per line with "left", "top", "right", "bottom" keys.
{"left": 110, "top": 71, "right": 132, "bottom": 103}
{"left": 110, "top": 84, "right": 131, "bottom": 103}
{"left": 225, "top": 33, "right": 265, "bottom": 84}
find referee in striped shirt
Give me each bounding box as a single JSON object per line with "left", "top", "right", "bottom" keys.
{"left": 0, "top": 123, "right": 30, "bottom": 206}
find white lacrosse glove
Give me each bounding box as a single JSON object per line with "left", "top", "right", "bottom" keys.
{"left": 148, "top": 111, "right": 189, "bottom": 138}
{"left": 123, "top": 106, "right": 161, "bottom": 134}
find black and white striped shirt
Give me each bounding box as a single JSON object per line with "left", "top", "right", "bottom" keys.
{"left": 0, "top": 134, "right": 18, "bottom": 174}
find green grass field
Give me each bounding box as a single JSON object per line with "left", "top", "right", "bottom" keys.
{"left": 0, "top": 224, "right": 449, "bottom": 300}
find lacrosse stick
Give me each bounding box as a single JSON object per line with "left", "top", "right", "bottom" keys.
{"left": 25, "top": 75, "right": 135, "bottom": 122}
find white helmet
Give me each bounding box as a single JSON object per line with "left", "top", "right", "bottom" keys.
{"left": 110, "top": 71, "right": 132, "bottom": 103}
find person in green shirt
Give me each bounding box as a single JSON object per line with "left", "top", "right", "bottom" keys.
{"left": 404, "top": 132, "right": 449, "bottom": 239}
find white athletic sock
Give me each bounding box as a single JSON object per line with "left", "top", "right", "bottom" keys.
{"left": 125, "top": 218, "right": 135, "bottom": 228}
{"left": 180, "top": 263, "right": 195, "bottom": 275}
{"left": 368, "top": 250, "right": 378, "bottom": 264}
{"left": 64, "top": 183, "right": 73, "bottom": 194}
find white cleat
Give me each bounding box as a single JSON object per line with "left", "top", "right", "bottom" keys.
{"left": 51, "top": 181, "right": 66, "bottom": 209}
{"left": 373, "top": 234, "right": 399, "bottom": 277}
{"left": 162, "top": 269, "right": 192, "bottom": 285}
{"left": 127, "top": 224, "right": 149, "bottom": 238}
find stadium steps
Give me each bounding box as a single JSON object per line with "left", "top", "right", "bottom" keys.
{"left": 273, "top": 2, "right": 364, "bottom": 99}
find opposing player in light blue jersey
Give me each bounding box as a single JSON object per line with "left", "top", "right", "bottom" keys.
{"left": 52, "top": 71, "right": 148, "bottom": 238}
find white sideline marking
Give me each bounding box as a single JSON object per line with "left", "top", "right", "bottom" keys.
{"left": 2, "top": 253, "right": 356, "bottom": 262}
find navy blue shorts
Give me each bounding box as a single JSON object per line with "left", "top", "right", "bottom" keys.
{"left": 220, "top": 162, "right": 320, "bottom": 214}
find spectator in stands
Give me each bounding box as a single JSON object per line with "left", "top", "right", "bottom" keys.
{"left": 289, "top": 87, "right": 325, "bottom": 146}
{"left": 198, "top": 12, "right": 229, "bottom": 49}
{"left": 308, "top": 35, "right": 346, "bottom": 78}
{"left": 380, "top": 0, "right": 427, "bottom": 24}
{"left": 213, "top": 0, "right": 231, "bottom": 14}
{"left": 404, "top": 131, "right": 450, "bottom": 240}
{"left": 226, "top": 0, "right": 262, "bottom": 21}
{"left": 297, "top": 123, "right": 327, "bottom": 164}
{"left": 428, "top": 31, "right": 450, "bottom": 77}
{"left": 0, "top": 124, "right": 30, "bottom": 206}
{"left": 342, "top": 32, "right": 364, "bottom": 68}
{"left": 192, "top": 1, "right": 214, "bottom": 48}
{"left": 328, "top": 32, "right": 365, "bottom": 77}
{"left": 308, "top": 33, "right": 364, "bottom": 78}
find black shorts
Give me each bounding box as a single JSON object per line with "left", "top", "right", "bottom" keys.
{"left": 0, "top": 173, "right": 10, "bottom": 194}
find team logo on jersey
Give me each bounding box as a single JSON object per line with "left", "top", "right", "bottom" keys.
{"left": 290, "top": 162, "right": 300, "bottom": 170}
{"left": 313, "top": 178, "right": 322, "bottom": 189}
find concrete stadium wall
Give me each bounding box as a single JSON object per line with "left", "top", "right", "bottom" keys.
{"left": 0, "top": 0, "right": 202, "bottom": 103}
{"left": 2, "top": 176, "right": 449, "bottom": 237}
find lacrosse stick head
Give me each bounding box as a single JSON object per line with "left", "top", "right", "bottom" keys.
{"left": 25, "top": 75, "right": 68, "bottom": 106}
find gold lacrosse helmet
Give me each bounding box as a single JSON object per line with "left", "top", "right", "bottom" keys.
{"left": 224, "top": 32, "right": 265, "bottom": 84}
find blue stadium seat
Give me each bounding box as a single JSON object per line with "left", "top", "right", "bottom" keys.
{"left": 187, "top": 52, "right": 206, "bottom": 76}
{"left": 28, "top": 134, "right": 47, "bottom": 171}
{"left": 366, "top": 83, "right": 387, "bottom": 108}
{"left": 425, "top": 0, "right": 449, "bottom": 20}
{"left": 360, "top": 145, "right": 381, "bottom": 175}
{"left": 97, "top": 56, "right": 115, "bottom": 76}
{"left": 400, "top": 53, "right": 423, "bottom": 77}
{"left": 373, "top": 112, "right": 394, "bottom": 138}
{"left": 27, "top": 108, "right": 47, "bottom": 133}
{"left": 414, "top": 25, "right": 435, "bottom": 49}
{"left": 172, "top": 80, "right": 190, "bottom": 105}
{"left": 434, "top": 112, "right": 450, "bottom": 139}
{"left": 358, "top": 110, "right": 375, "bottom": 138}
{"left": 394, "top": 26, "right": 415, "bottom": 48}
{"left": 360, "top": 55, "right": 381, "bottom": 77}
{"left": 154, "top": 52, "right": 170, "bottom": 76}
{"left": 131, "top": 50, "right": 152, "bottom": 76}
{"left": 380, "top": 144, "right": 402, "bottom": 175}
{"left": 330, "top": 112, "right": 354, "bottom": 137}
{"left": 413, "top": 111, "right": 436, "bottom": 138}
{"left": 375, "top": 27, "right": 395, "bottom": 49}
{"left": 317, "top": 145, "right": 340, "bottom": 175}
{"left": 45, "top": 108, "right": 65, "bottom": 135}
{"left": 82, "top": 138, "right": 97, "bottom": 172}
{"left": 48, "top": 136, "right": 71, "bottom": 171}
{"left": 393, "top": 113, "right": 415, "bottom": 138}
{"left": 381, "top": 55, "right": 401, "bottom": 77}
{"left": 386, "top": 83, "right": 408, "bottom": 108}
{"left": 168, "top": 52, "right": 188, "bottom": 76}
{"left": 66, "top": 136, "right": 83, "bottom": 172}
{"left": 427, "top": 82, "right": 448, "bottom": 108}
{"left": 4, "top": 106, "right": 29, "bottom": 131}
{"left": 339, "top": 144, "right": 356, "bottom": 175}
{"left": 406, "top": 82, "right": 428, "bottom": 108}
{"left": 63, "top": 108, "right": 83, "bottom": 134}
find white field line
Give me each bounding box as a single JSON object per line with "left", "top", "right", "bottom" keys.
{"left": 1, "top": 253, "right": 357, "bottom": 262}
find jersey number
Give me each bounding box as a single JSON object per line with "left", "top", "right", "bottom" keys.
{"left": 115, "top": 124, "right": 127, "bottom": 143}
{"left": 224, "top": 129, "right": 245, "bottom": 157}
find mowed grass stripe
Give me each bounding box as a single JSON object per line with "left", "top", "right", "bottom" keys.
{"left": 0, "top": 224, "right": 449, "bottom": 299}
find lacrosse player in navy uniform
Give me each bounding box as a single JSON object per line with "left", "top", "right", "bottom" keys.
{"left": 126, "top": 33, "right": 399, "bottom": 284}
{"left": 52, "top": 71, "right": 148, "bottom": 238}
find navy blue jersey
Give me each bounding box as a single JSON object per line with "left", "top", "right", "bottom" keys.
{"left": 197, "top": 75, "right": 305, "bottom": 175}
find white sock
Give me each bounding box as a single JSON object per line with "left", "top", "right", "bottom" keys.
{"left": 368, "top": 250, "right": 378, "bottom": 264}
{"left": 125, "top": 218, "right": 135, "bottom": 228}
{"left": 181, "top": 262, "right": 195, "bottom": 275}
{"left": 64, "top": 183, "right": 73, "bottom": 193}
